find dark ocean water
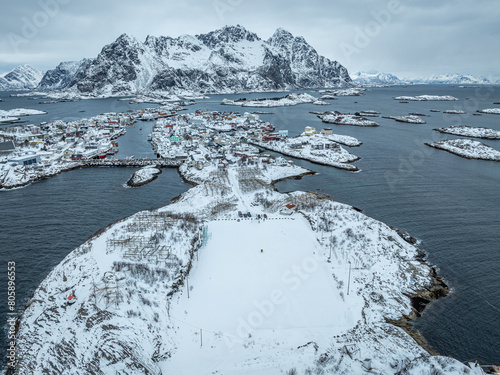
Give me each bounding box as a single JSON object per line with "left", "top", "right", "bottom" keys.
{"left": 1, "top": 85, "right": 499, "bottom": 368}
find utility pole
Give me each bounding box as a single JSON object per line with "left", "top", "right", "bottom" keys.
{"left": 347, "top": 261, "right": 351, "bottom": 296}
{"left": 200, "top": 329, "right": 203, "bottom": 347}
{"left": 187, "top": 276, "right": 190, "bottom": 299}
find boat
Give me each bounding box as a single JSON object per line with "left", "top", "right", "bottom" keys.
{"left": 97, "top": 153, "right": 107, "bottom": 159}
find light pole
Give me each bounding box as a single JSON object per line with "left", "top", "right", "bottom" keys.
{"left": 347, "top": 261, "right": 351, "bottom": 296}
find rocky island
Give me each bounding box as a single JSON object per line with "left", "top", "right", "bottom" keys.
{"left": 477, "top": 108, "right": 500, "bottom": 115}
{"left": 425, "top": 139, "right": 500, "bottom": 161}
{"left": 221, "top": 93, "right": 328, "bottom": 107}
{"left": 126, "top": 165, "right": 162, "bottom": 187}
{"left": 434, "top": 126, "right": 500, "bottom": 140}
{"left": 317, "top": 111, "right": 379, "bottom": 126}
{"left": 383, "top": 115, "right": 427, "bottom": 124}
{"left": 394, "top": 95, "right": 459, "bottom": 101}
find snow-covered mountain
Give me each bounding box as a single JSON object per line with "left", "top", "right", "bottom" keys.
{"left": 350, "top": 71, "right": 493, "bottom": 86}
{"left": 50, "top": 25, "right": 352, "bottom": 95}
{"left": 350, "top": 71, "right": 403, "bottom": 85}
{"left": 0, "top": 65, "right": 44, "bottom": 91}
{"left": 38, "top": 59, "right": 93, "bottom": 90}
{"left": 407, "top": 73, "right": 491, "bottom": 85}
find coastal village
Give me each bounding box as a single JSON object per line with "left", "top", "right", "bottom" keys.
{"left": 2, "top": 90, "right": 500, "bottom": 190}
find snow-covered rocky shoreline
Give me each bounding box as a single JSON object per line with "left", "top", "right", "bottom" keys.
{"left": 425, "top": 139, "right": 500, "bottom": 161}
{"left": 434, "top": 126, "right": 500, "bottom": 140}
{"left": 12, "top": 151, "right": 475, "bottom": 374}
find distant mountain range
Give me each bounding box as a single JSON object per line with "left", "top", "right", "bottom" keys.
{"left": 352, "top": 71, "right": 493, "bottom": 86}
{"left": 0, "top": 65, "right": 44, "bottom": 91}
{"left": 350, "top": 72, "right": 403, "bottom": 85}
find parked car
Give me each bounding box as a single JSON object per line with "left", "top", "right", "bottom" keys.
{"left": 263, "top": 214, "right": 267, "bottom": 219}
{"left": 238, "top": 211, "right": 243, "bottom": 218}
{"left": 247, "top": 212, "right": 251, "bottom": 218}
{"left": 243, "top": 213, "right": 247, "bottom": 218}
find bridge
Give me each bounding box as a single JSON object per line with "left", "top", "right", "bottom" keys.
{"left": 77, "top": 158, "right": 184, "bottom": 168}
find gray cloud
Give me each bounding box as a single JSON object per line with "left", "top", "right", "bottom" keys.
{"left": 0, "top": 0, "right": 499, "bottom": 80}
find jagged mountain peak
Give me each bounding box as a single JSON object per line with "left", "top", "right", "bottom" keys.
{"left": 270, "top": 27, "right": 294, "bottom": 39}
{"left": 196, "top": 24, "right": 261, "bottom": 48}
{"left": 115, "top": 33, "right": 139, "bottom": 44}
{"left": 268, "top": 28, "right": 295, "bottom": 46}
{"left": 267, "top": 28, "right": 318, "bottom": 60}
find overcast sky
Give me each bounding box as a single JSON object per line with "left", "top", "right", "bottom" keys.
{"left": 1, "top": 0, "right": 499, "bottom": 80}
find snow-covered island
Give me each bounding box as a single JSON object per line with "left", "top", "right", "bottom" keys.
{"left": 425, "top": 139, "right": 500, "bottom": 161}
{"left": 249, "top": 131, "right": 361, "bottom": 171}
{"left": 383, "top": 115, "right": 427, "bottom": 124}
{"left": 221, "top": 93, "right": 327, "bottom": 107}
{"left": 319, "top": 88, "right": 366, "bottom": 96}
{"left": 359, "top": 110, "right": 380, "bottom": 117}
{"left": 0, "top": 108, "right": 48, "bottom": 124}
{"left": 0, "top": 116, "right": 21, "bottom": 124}
{"left": 477, "top": 108, "right": 500, "bottom": 115}
{"left": 127, "top": 165, "right": 162, "bottom": 187}
{"left": 0, "top": 108, "right": 47, "bottom": 117}
{"left": 394, "top": 95, "right": 459, "bottom": 101}
{"left": 434, "top": 126, "right": 500, "bottom": 140}
{"left": 317, "top": 111, "right": 379, "bottom": 127}
{"left": 12, "top": 139, "right": 476, "bottom": 374}
{"left": 443, "top": 110, "right": 466, "bottom": 114}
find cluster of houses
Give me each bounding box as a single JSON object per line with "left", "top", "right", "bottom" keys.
{"left": 149, "top": 110, "right": 296, "bottom": 171}
{"left": 149, "top": 109, "right": 349, "bottom": 174}
{"left": 0, "top": 106, "right": 185, "bottom": 168}
{"left": 0, "top": 113, "right": 133, "bottom": 166}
